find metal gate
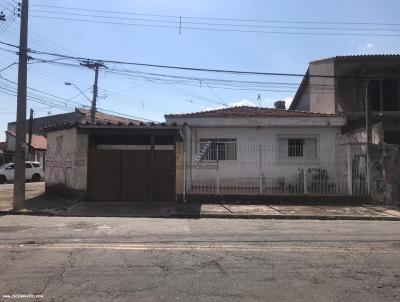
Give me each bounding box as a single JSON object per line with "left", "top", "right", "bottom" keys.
{"left": 88, "top": 145, "right": 175, "bottom": 201}
{"left": 186, "top": 143, "right": 368, "bottom": 197}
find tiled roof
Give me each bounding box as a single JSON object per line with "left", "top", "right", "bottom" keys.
{"left": 7, "top": 108, "right": 142, "bottom": 136}
{"left": 311, "top": 54, "right": 400, "bottom": 63}
{"left": 75, "top": 108, "right": 142, "bottom": 125}
{"left": 6, "top": 131, "right": 47, "bottom": 150}
{"left": 165, "top": 106, "right": 342, "bottom": 118}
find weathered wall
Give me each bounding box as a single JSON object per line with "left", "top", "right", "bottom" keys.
{"left": 309, "top": 61, "right": 336, "bottom": 113}
{"left": 45, "top": 128, "right": 88, "bottom": 198}
{"left": 341, "top": 123, "right": 384, "bottom": 145}
{"left": 385, "top": 144, "right": 400, "bottom": 204}
{"left": 369, "top": 144, "right": 400, "bottom": 204}
{"left": 5, "top": 132, "right": 15, "bottom": 152}
{"left": 294, "top": 85, "right": 311, "bottom": 111}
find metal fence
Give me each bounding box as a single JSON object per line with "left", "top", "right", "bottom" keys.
{"left": 186, "top": 143, "right": 368, "bottom": 196}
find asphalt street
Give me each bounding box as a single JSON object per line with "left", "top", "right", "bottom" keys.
{"left": 0, "top": 215, "right": 399, "bottom": 301}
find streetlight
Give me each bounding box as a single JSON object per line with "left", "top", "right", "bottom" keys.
{"left": 64, "top": 82, "right": 92, "bottom": 103}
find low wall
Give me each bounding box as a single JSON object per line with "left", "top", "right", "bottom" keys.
{"left": 45, "top": 127, "right": 88, "bottom": 198}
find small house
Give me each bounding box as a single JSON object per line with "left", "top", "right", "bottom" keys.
{"left": 165, "top": 106, "right": 356, "bottom": 198}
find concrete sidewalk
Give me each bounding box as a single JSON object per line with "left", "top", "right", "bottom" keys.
{"left": 1, "top": 183, "right": 400, "bottom": 220}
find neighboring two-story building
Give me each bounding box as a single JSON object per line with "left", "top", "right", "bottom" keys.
{"left": 289, "top": 55, "right": 400, "bottom": 204}
{"left": 289, "top": 55, "right": 400, "bottom": 144}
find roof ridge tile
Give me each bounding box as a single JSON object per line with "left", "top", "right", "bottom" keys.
{"left": 165, "top": 106, "right": 342, "bottom": 118}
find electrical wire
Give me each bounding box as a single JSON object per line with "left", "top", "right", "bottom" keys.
{"left": 30, "top": 15, "right": 400, "bottom": 37}
{"left": 0, "top": 75, "right": 160, "bottom": 122}
{"left": 29, "top": 10, "right": 400, "bottom": 33}
{"left": 29, "top": 3, "right": 400, "bottom": 27}
{"left": 1, "top": 40, "right": 399, "bottom": 81}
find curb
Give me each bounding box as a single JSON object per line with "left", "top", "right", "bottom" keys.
{"left": 1, "top": 210, "right": 400, "bottom": 221}
{"left": 197, "top": 213, "right": 400, "bottom": 221}
{"left": 0, "top": 210, "right": 55, "bottom": 217}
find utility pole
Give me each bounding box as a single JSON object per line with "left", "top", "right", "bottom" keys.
{"left": 13, "top": 0, "right": 28, "bottom": 210}
{"left": 80, "top": 60, "right": 105, "bottom": 123}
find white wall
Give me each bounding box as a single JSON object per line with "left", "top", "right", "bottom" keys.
{"left": 185, "top": 126, "right": 345, "bottom": 192}
{"left": 45, "top": 127, "right": 88, "bottom": 196}
{"left": 167, "top": 116, "right": 345, "bottom": 127}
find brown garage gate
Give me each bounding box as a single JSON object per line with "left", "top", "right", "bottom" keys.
{"left": 86, "top": 129, "right": 179, "bottom": 202}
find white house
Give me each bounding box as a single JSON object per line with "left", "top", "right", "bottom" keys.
{"left": 165, "top": 106, "right": 364, "bottom": 197}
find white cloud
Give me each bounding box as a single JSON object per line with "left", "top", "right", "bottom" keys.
{"left": 204, "top": 99, "right": 256, "bottom": 111}
{"left": 364, "top": 42, "right": 375, "bottom": 50}
{"left": 230, "top": 99, "right": 256, "bottom": 107}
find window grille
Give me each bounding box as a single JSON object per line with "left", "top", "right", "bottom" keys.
{"left": 199, "top": 138, "right": 237, "bottom": 161}
{"left": 278, "top": 137, "right": 317, "bottom": 159}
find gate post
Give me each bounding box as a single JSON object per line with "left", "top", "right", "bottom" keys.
{"left": 216, "top": 162, "right": 220, "bottom": 195}
{"left": 303, "top": 169, "right": 308, "bottom": 195}
{"left": 259, "top": 144, "right": 263, "bottom": 195}
{"left": 216, "top": 144, "right": 220, "bottom": 195}
{"left": 347, "top": 144, "right": 353, "bottom": 196}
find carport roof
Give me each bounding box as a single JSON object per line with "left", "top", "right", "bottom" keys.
{"left": 44, "top": 121, "right": 181, "bottom": 131}
{"left": 43, "top": 121, "right": 183, "bottom": 139}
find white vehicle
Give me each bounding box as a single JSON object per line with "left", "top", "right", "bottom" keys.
{"left": 0, "top": 161, "right": 44, "bottom": 184}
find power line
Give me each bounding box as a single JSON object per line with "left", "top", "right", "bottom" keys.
{"left": 0, "top": 84, "right": 75, "bottom": 112}
{"left": 29, "top": 3, "right": 400, "bottom": 27}
{"left": 29, "top": 15, "right": 400, "bottom": 37}
{"left": 29, "top": 10, "right": 400, "bottom": 33}
{"left": 1, "top": 40, "right": 399, "bottom": 81}
{"left": 0, "top": 61, "right": 16, "bottom": 72}
{"left": 33, "top": 56, "right": 400, "bottom": 81}
{"left": 1, "top": 40, "right": 399, "bottom": 92}
{"left": 0, "top": 75, "right": 161, "bottom": 123}
{"left": 104, "top": 69, "right": 299, "bottom": 93}
{"left": 0, "top": 2, "right": 18, "bottom": 37}
{"left": 0, "top": 40, "right": 393, "bottom": 108}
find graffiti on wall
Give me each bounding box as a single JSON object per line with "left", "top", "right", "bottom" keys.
{"left": 370, "top": 152, "right": 392, "bottom": 204}
{"left": 385, "top": 144, "right": 400, "bottom": 203}
{"left": 46, "top": 136, "right": 73, "bottom": 189}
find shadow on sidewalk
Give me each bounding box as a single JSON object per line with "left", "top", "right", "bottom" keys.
{"left": 22, "top": 193, "right": 79, "bottom": 212}
{"left": 7, "top": 193, "right": 203, "bottom": 218}
{"left": 2, "top": 192, "right": 398, "bottom": 221}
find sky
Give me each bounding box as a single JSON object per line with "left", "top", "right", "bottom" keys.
{"left": 0, "top": 0, "right": 400, "bottom": 141}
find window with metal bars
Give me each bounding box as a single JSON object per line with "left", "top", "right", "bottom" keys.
{"left": 288, "top": 139, "right": 304, "bottom": 157}
{"left": 278, "top": 137, "right": 317, "bottom": 159}
{"left": 199, "top": 138, "right": 237, "bottom": 160}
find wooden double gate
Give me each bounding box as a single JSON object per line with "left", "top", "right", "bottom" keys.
{"left": 87, "top": 145, "right": 176, "bottom": 202}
